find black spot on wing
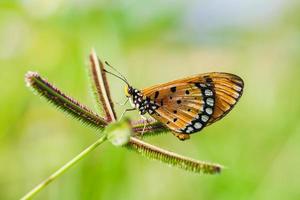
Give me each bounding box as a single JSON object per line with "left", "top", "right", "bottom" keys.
{"left": 154, "top": 91, "right": 159, "bottom": 99}
{"left": 170, "top": 87, "right": 177, "bottom": 93}
{"left": 205, "top": 77, "right": 213, "bottom": 83}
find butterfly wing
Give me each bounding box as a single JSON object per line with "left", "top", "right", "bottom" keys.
{"left": 141, "top": 72, "right": 244, "bottom": 136}
{"left": 203, "top": 73, "right": 244, "bottom": 124}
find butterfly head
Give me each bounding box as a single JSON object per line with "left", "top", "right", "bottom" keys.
{"left": 125, "top": 85, "right": 134, "bottom": 97}
{"left": 103, "top": 61, "right": 157, "bottom": 114}
{"left": 125, "top": 85, "right": 141, "bottom": 101}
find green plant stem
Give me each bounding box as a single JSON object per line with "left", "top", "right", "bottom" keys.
{"left": 21, "top": 134, "right": 107, "bottom": 200}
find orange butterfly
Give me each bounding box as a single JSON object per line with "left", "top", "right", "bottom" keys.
{"left": 105, "top": 63, "right": 244, "bottom": 141}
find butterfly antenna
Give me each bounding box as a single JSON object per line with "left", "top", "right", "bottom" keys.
{"left": 105, "top": 61, "right": 129, "bottom": 83}
{"left": 103, "top": 69, "right": 129, "bottom": 86}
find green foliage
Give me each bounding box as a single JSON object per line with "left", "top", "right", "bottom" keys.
{"left": 2, "top": 1, "right": 300, "bottom": 200}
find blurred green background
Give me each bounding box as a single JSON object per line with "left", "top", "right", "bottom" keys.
{"left": 1, "top": 0, "right": 300, "bottom": 199}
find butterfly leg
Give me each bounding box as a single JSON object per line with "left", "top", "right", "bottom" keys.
{"left": 116, "top": 98, "right": 129, "bottom": 106}
{"left": 140, "top": 115, "right": 149, "bottom": 137}
{"left": 119, "top": 108, "right": 136, "bottom": 120}
{"left": 173, "top": 132, "right": 190, "bottom": 141}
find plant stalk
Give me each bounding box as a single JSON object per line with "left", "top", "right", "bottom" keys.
{"left": 20, "top": 134, "right": 107, "bottom": 200}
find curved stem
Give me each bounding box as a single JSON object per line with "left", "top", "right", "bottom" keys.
{"left": 21, "top": 134, "right": 107, "bottom": 200}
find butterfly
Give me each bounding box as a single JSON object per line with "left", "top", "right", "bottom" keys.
{"left": 104, "top": 63, "right": 244, "bottom": 141}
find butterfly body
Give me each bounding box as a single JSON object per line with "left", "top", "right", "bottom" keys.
{"left": 127, "top": 87, "right": 159, "bottom": 115}
{"left": 125, "top": 72, "right": 244, "bottom": 140}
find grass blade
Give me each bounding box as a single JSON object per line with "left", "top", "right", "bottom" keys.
{"left": 127, "top": 137, "right": 223, "bottom": 174}
{"left": 25, "top": 71, "right": 108, "bottom": 129}
{"left": 89, "top": 49, "right": 117, "bottom": 122}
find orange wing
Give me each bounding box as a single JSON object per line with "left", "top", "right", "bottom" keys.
{"left": 141, "top": 72, "right": 244, "bottom": 134}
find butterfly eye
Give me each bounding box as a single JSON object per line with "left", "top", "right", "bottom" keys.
{"left": 124, "top": 85, "right": 131, "bottom": 97}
